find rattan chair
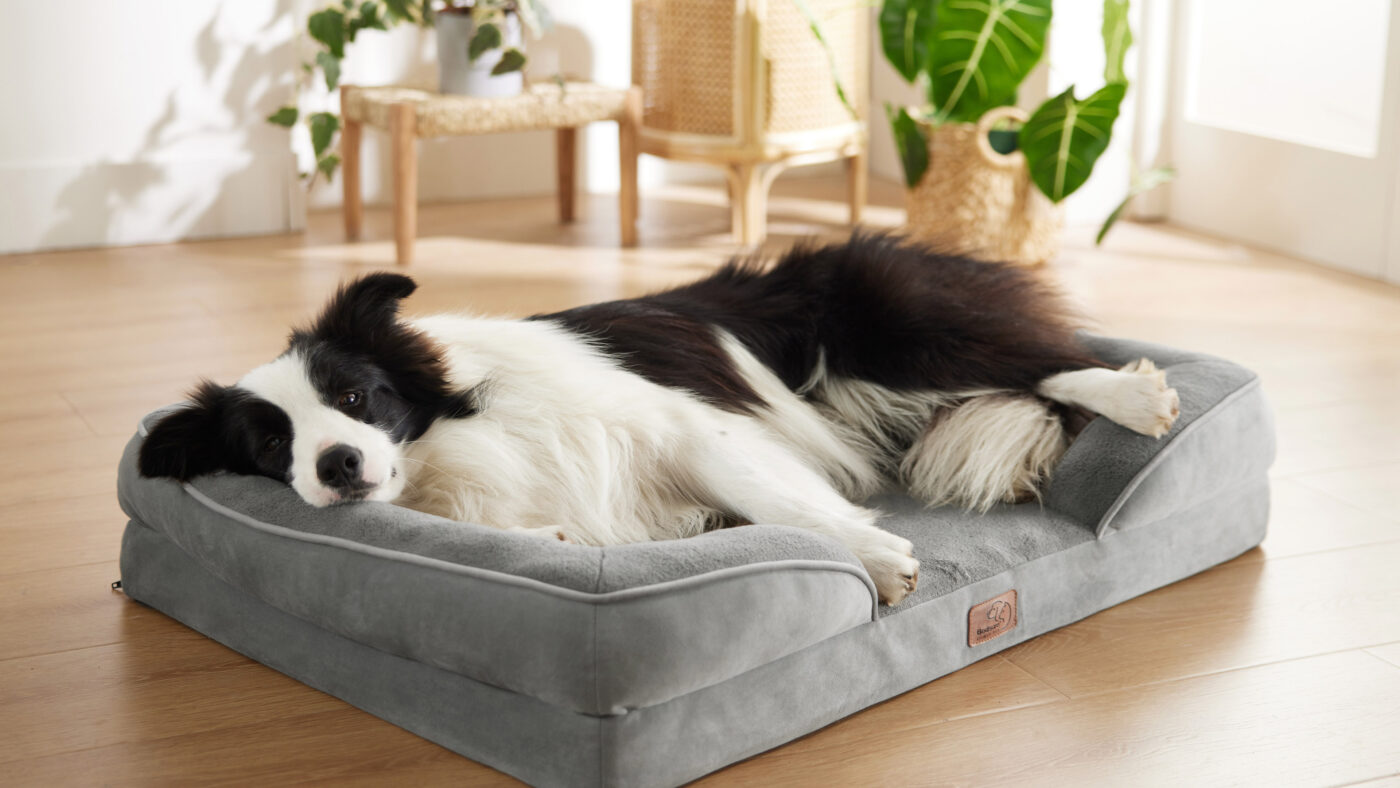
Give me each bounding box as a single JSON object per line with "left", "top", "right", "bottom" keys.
{"left": 632, "top": 0, "right": 868, "bottom": 244}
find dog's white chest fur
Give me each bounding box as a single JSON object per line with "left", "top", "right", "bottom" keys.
{"left": 396, "top": 315, "right": 738, "bottom": 544}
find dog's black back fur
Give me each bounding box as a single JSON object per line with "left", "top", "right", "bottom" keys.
{"left": 540, "top": 234, "right": 1098, "bottom": 411}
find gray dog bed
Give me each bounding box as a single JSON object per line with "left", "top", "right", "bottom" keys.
{"left": 115, "top": 335, "right": 1274, "bottom": 787}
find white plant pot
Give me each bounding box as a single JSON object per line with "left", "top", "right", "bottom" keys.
{"left": 435, "top": 12, "right": 524, "bottom": 98}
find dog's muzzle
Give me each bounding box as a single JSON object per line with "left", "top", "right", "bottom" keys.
{"left": 316, "top": 443, "right": 371, "bottom": 498}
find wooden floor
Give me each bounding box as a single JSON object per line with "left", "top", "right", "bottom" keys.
{"left": 3, "top": 176, "right": 1399, "bottom": 786}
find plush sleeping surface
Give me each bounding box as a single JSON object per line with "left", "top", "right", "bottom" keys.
{"left": 119, "top": 332, "right": 1264, "bottom": 611}
{"left": 120, "top": 420, "right": 1094, "bottom": 610}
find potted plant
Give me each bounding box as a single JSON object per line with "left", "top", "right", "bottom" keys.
{"left": 879, "top": 0, "right": 1171, "bottom": 264}
{"left": 265, "top": 0, "right": 548, "bottom": 186}
{"left": 436, "top": 1, "right": 548, "bottom": 97}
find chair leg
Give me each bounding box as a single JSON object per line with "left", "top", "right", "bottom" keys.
{"left": 618, "top": 86, "right": 642, "bottom": 247}
{"left": 340, "top": 89, "right": 363, "bottom": 241}
{"left": 389, "top": 102, "right": 418, "bottom": 266}
{"left": 847, "top": 151, "right": 866, "bottom": 226}
{"left": 728, "top": 162, "right": 777, "bottom": 246}
{"left": 556, "top": 127, "right": 576, "bottom": 223}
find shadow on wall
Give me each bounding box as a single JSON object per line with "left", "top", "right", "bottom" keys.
{"left": 29, "top": 4, "right": 614, "bottom": 253}
{"left": 35, "top": 1, "right": 300, "bottom": 253}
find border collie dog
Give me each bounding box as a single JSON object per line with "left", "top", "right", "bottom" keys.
{"left": 140, "top": 235, "right": 1179, "bottom": 605}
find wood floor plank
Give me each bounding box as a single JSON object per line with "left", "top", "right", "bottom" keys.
{"left": 1368, "top": 642, "right": 1400, "bottom": 670}
{"left": 697, "top": 650, "right": 1400, "bottom": 788}
{"left": 1001, "top": 541, "right": 1400, "bottom": 697}
{"left": 6, "top": 707, "right": 521, "bottom": 788}
{"left": 0, "top": 493, "right": 126, "bottom": 576}
{"left": 0, "top": 630, "right": 346, "bottom": 764}
{"left": 1291, "top": 462, "right": 1400, "bottom": 521}
{"left": 0, "top": 433, "right": 129, "bottom": 506}
{"left": 0, "top": 561, "right": 168, "bottom": 661}
{"left": 1240, "top": 478, "right": 1400, "bottom": 563}
{"left": 719, "top": 655, "right": 1066, "bottom": 766}
{"left": 1272, "top": 397, "right": 1400, "bottom": 476}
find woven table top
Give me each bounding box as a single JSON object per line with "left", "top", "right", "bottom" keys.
{"left": 342, "top": 82, "right": 632, "bottom": 137}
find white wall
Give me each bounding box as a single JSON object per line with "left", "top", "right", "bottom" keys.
{"left": 0, "top": 1, "right": 303, "bottom": 254}
{"left": 0, "top": 0, "right": 714, "bottom": 254}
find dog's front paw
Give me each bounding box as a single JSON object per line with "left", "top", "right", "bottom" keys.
{"left": 854, "top": 529, "right": 919, "bottom": 606}
{"left": 1116, "top": 358, "right": 1181, "bottom": 438}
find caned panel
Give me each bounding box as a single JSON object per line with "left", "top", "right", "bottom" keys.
{"left": 762, "top": 0, "right": 866, "bottom": 134}
{"left": 632, "top": 0, "right": 736, "bottom": 137}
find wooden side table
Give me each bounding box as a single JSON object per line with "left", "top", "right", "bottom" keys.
{"left": 341, "top": 82, "right": 643, "bottom": 265}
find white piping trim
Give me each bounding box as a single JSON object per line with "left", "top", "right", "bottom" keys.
{"left": 178, "top": 483, "right": 880, "bottom": 616}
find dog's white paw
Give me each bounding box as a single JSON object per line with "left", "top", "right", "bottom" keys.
{"left": 852, "top": 528, "right": 919, "bottom": 606}
{"left": 1114, "top": 358, "right": 1180, "bottom": 438}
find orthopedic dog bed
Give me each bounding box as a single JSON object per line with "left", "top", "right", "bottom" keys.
{"left": 116, "top": 335, "right": 1274, "bottom": 787}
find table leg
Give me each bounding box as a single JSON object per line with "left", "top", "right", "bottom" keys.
{"left": 340, "top": 86, "right": 363, "bottom": 241}
{"left": 847, "top": 150, "right": 866, "bottom": 226}
{"left": 618, "top": 86, "right": 642, "bottom": 247}
{"left": 556, "top": 127, "right": 576, "bottom": 223}
{"left": 389, "top": 102, "right": 417, "bottom": 266}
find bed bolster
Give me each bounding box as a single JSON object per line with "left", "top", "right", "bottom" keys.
{"left": 116, "top": 422, "right": 877, "bottom": 715}
{"left": 1043, "top": 336, "right": 1276, "bottom": 537}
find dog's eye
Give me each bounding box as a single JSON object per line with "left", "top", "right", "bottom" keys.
{"left": 262, "top": 436, "right": 285, "bottom": 454}
{"left": 338, "top": 391, "right": 363, "bottom": 409}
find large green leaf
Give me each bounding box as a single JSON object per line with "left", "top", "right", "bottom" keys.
{"left": 266, "top": 106, "right": 299, "bottom": 127}
{"left": 879, "top": 0, "right": 938, "bottom": 84}
{"left": 885, "top": 102, "right": 930, "bottom": 188}
{"left": 468, "top": 22, "right": 501, "bottom": 62}
{"left": 347, "top": 1, "right": 388, "bottom": 41}
{"left": 491, "top": 48, "right": 527, "bottom": 76}
{"left": 926, "top": 0, "right": 1052, "bottom": 123}
{"left": 792, "top": 0, "right": 858, "bottom": 119}
{"left": 1102, "top": 0, "right": 1132, "bottom": 84}
{"left": 383, "top": 0, "right": 414, "bottom": 23}
{"left": 1021, "top": 83, "right": 1126, "bottom": 202}
{"left": 1096, "top": 165, "right": 1174, "bottom": 244}
{"left": 315, "top": 51, "right": 341, "bottom": 91}
{"left": 308, "top": 111, "right": 340, "bottom": 159}
{"left": 308, "top": 8, "right": 346, "bottom": 58}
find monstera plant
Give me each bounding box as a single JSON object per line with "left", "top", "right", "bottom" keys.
{"left": 880, "top": 0, "right": 1171, "bottom": 243}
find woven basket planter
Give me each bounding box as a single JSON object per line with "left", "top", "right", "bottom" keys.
{"left": 632, "top": 0, "right": 868, "bottom": 244}
{"left": 905, "top": 107, "right": 1063, "bottom": 267}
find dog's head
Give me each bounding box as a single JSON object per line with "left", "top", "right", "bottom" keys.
{"left": 139, "top": 273, "right": 476, "bottom": 506}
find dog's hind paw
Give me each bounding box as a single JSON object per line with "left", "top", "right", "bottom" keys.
{"left": 1115, "top": 358, "right": 1181, "bottom": 438}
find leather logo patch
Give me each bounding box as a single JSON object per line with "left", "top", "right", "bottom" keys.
{"left": 968, "top": 590, "right": 1018, "bottom": 646}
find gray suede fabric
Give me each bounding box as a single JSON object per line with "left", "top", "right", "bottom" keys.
{"left": 116, "top": 336, "right": 1275, "bottom": 787}
{"left": 1044, "top": 334, "right": 1266, "bottom": 534}
{"left": 118, "top": 438, "right": 875, "bottom": 714}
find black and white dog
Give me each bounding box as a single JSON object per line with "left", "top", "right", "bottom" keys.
{"left": 139, "top": 234, "right": 1178, "bottom": 605}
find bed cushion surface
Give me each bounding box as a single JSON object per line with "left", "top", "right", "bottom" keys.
{"left": 116, "top": 335, "right": 1274, "bottom": 787}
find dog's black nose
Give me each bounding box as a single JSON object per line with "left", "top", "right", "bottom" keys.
{"left": 316, "top": 444, "right": 364, "bottom": 490}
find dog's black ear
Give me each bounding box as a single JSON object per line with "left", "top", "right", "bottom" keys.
{"left": 138, "top": 382, "right": 235, "bottom": 481}
{"left": 305, "top": 273, "right": 418, "bottom": 343}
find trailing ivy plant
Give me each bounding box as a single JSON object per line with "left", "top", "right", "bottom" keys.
{"left": 266, "top": 0, "right": 547, "bottom": 186}
{"left": 879, "top": 0, "right": 1172, "bottom": 244}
